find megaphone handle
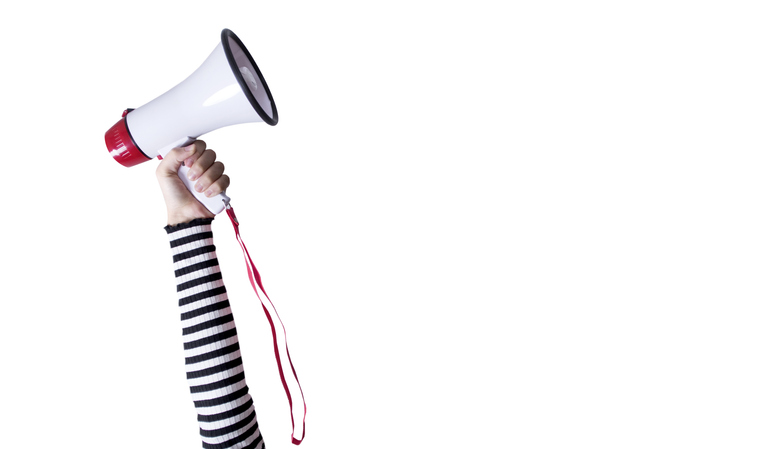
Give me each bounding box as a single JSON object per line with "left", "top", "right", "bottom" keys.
{"left": 157, "top": 141, "right": 230, "bottom": 215}
{"left": 176, "top": 163, "right": 231, "bottom": 215}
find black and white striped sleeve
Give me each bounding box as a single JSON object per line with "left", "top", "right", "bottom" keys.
{"left": 165, "top": 218, "right": 265, "bottom": 449}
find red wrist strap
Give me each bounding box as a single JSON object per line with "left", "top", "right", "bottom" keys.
{"left": 226, "top": 204, "right": 307, "bottom": 445}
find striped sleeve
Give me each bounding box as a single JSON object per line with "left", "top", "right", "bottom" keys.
{"left": 165, "top": 218, "right": 265, "bottom": 449}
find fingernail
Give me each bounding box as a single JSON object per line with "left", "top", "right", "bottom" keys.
{"left": 188, "top": 171, "right": 197, "bottom": 181}
{"left": 204, "top": 189, "right": 214, "bottom": 197}
{"left": 195, "top": 182, "right": 204, "bottom": 192}
{"left": 185, "top": 144, "right": 196, "bottom": 153}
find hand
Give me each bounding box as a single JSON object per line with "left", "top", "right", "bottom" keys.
{"left": 156, "top": 140, "right": 231, "bottom": 226}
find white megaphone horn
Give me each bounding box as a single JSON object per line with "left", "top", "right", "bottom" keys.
{"left": 104, "top": 28, "right": 277, "bottom": 215}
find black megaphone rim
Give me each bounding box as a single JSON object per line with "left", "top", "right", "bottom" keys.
{"left": 221, "top": 28, "right": 279, "bottom": 126}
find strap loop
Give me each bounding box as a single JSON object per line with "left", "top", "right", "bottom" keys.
{"left": 226, "top": 204, "right": 307, "bottom": 445}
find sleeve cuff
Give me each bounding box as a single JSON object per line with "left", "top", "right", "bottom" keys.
{"left": 164, "top": 217, "right": 215, "bottom": 234}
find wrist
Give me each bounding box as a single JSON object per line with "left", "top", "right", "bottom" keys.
{"left": 167, "top": 205, "right": 215, "bottom": 227}
{"left": 167, "top": 215, "right": 200, "bottom": 227}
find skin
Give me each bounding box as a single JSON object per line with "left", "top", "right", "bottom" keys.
{"left": 156, "top": 140, "right": 230, "bottom": 226}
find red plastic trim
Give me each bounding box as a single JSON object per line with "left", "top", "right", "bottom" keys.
{"left": 104, "top": 116, "right": 150, "bottom": 167}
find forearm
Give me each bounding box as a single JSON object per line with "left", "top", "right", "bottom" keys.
{"left": 166, "top": 218, "right": 264, "bottom": 449}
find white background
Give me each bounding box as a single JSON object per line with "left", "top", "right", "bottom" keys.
{"left": 1, "top": 1, "right": 777, "bottom": 448}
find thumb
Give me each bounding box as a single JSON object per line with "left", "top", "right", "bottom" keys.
{"left": 158, "top": 144, "right": 197, "bottom": 177}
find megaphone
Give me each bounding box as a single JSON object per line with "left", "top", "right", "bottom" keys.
{"left": 104, "top": 28, "right": 277, "bottom": 214}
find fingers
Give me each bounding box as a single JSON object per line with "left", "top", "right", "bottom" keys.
{"left": 187, "top": 147, "right": 216, "bottom": 181}
{"left": 187, "top": 147, "right": 230, "bottom": 198}
{"left": 192, "top": 160, "right": 230, "bottom": 198}
{"left": 202, "top": 173, "right": 230, "bottom": 198}
{"left": 156, "top": 140, "right": 206, "bottom": 178}
{"left": 183, "top": 140, "right": 207, "bottom": 168}
{"left": 156, "top": 140, "right": 231, "bottom": 198}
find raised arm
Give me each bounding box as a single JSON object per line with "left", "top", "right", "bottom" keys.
{"left": 159, "top": 141, "right": 264, "bottom": 449}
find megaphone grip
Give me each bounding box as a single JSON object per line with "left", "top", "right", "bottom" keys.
{"left": 177, "top": 163, "right": 231, "bottom": 215}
